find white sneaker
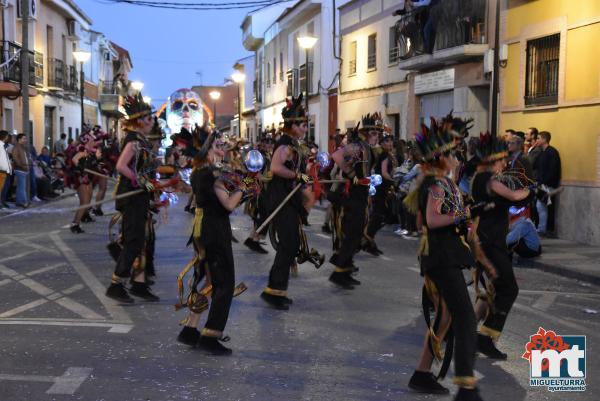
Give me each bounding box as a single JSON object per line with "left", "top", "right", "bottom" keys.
{"left": 32, "top": 196, "right": 42, "bottom": 202}
{"left": 402, "top": 232, "right": 419, "bottom": 240}
{"left": 394, "top": 228, "right": 409, "bottom": 236}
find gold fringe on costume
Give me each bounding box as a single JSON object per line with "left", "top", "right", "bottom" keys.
{"left": 423, "top": 277, "right": 452, "bottom": 361}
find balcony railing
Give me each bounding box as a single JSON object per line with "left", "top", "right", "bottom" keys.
{"left": 394, "top": 0, "right": 487, "bottom": 60}
{"left": 299, "top": 62, "right": 313, "bottom": 95}
{"left": 0, "top": 40, "right": 44, "bottom": 87}
{"left": 286, "top": 69, "right": 298, "bottom": 97}
{"left": 65, "top": 65, "right": 78, "bottom": 92}
{"left": 99, "top": 80, "right": 119, "bottom": 95}
{"left": 47, "top": 58, "right": 65, "bottom": 88}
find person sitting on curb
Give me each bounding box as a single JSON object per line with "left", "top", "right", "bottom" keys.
{"left": 506, "top": 206, "right": 541, "bottom": 258}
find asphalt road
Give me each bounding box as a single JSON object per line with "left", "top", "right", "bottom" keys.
{"left": 0, "top": 194, "right": 598, "bottom": 401}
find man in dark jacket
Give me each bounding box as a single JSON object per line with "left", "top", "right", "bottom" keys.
{"left": 533, "top": 131, "right": 561, "bottom": 235}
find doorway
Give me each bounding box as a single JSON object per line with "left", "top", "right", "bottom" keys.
{"left": 44, "top": 106, "right": 55, "bottom": 150}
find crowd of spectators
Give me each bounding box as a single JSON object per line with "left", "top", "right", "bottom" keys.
{"left": 0, "top": 130, "right": 65, "bottom": 210}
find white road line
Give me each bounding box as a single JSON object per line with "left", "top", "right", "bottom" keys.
{"left": 512, "top": 302, "right": 588, "bottom": 333}
{"left": 62, "top": 283, "right": 85, "bottom": 295}
{"left": 316, "top": 233, "right": 330, "bottom": 239}
{"left": 27, "top": 263, "right": 67, "bottom": 276}
{"left": 19, "top": 239, "right": 60, "bottom": 256}
{"left": 0, "top": 367, "right": 92, "bottom": 395}
{"left": 54, "top": 298, "right": 105, "bottom": 320}
{"left": 520, "top": 289, "right": 600, "bottom": 298}
{"left": 50, "top": 233, "right": 132, "bottom": 324}
{"left": 0, "top": 319, "right": 134, "bottom": 333}
{"left": 0, "top": 250, "right": 37, "bottom": 263}
{"left": 407, "top": 266, "right": 420, "bottom": 274}
{"left": 17, "top": 278, "right": 55, "bottom": 296}
{"left": 380, "top": 255, "right": 393, "bottom": 262}
{"left": 0, "top": 278, "right": 11, "bottom": 287}
{"left": 532, "top": 293, "right": 558, "bottom": 311}
{"left": 0, "top": 299, "right": 48, "bottom": 318}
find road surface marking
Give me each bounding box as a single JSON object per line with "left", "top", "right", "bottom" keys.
{"left": 380, "top": 255, "right": 393, "bottom": 262}
{"left": 0, "top": 250, "right": 37, "bottom": 263}
{"left": 0, "top": 367, "right": 92, "bottom": 395}
{"left": 0, "top": 299, "right": 49, "bottom": 318}
{"left": 55, "top": 297, "right": 105, "bottom": 320}
{"left": 27, "top": 263, "right": 67, "bottom": 276}
{"left": 0, "top": 278, "right": 11, "bottom": 287}
{"left": 532, "top": 293, "right": 558, "bottom": 311}
{"left": 51, "top": 233, "right": 132, "bottom": 325}
{"left": 316, "top": 233, "right": 330, "bottom": 239}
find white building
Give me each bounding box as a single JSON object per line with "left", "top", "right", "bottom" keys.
{"left": 338, "top": 0, "right": 409, "bottom": 138}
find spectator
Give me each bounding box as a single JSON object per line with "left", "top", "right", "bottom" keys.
{"left": 534, "top": 131, "right": 561, "bottom": 235}
{"left": 38, "top": 146, "right": 52, "bottom": 165}
{"left": 28, "top": 142, "right": 41, "bottom": 202}
{"left": 459, "top": 136, "right": 480, "bottom": 194}
{"left": 507, "top": 207, "right": 542, "bottom": 258}
{"left": 54, "top": 133, "right": 67, "bottom": 156}
{"left": 507, "top": 134, "right": 534, "bottom": 185}
{"left": 1, "top": 133, "right": 15, "bottom": 206}
{"left": 527, "top": 127, "right": 542, "bottom": 176}
{"left": 12, "top": 133, "right": 30, "bottom": 208}
{"left": 411, "top": 0, "right": 440, "bottom": 54}
{"left": 0, "top": 130, "right": 12, "bottom": 209}
{"left": 503, "top": 128, "right": 515, "bottom": 141}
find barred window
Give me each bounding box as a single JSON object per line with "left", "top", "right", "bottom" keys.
{"left": 349, "top": 41, "right": 357, "bottom": 75}
{"left": 368, "top": 33, "right": 377, "bottom": 70}
{"left": 525, "top": 34, "right": 560, "bottom": 106}
{"left": 389, "top": 26, "right": 399, "bottom": 64}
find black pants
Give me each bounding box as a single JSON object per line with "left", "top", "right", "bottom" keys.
{"left": 114, "top": 194, "right": 149, "bottom": 278}
{"left": 482, "top": 243, "right": 519, "bottom": 336}
{"left": 366, "top": 193, "right": 386, "bottom": 239}
{"left": 267, "top": 204, "right": 300, "bottom": 292}
{"left": 204, "top": 216, "right": 235, "bottom": 333}
{"left": 427, "top": 267, "right": 477, "bottom": 378}
{"left": 331, "top": 191, "right": 368, "bottom": 271}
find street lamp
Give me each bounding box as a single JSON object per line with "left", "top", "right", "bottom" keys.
{"left": 231, "top": 71, "right": 245, "bottom": 137}
{"left": 73, "top": 50, "right": 91, "bottom": 135}
{"left": 209, "top": 90, "right": 221, "bottom": 126}
{"left": 297, "top": 36, "right": 317, "bottom": 141}
{"left": 131, "top": 80, "right": 144, "bottom": 92}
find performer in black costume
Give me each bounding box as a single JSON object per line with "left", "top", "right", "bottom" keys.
{"left": 260, "top": 95, "right": 310, "bottom": 310}
{"left": 471, "top": 133, "right": 532, "bottom": 359}
{"left": 105, "top": 93, "right": 159, "bottom": 303}
{"left": 406, "top": 119, "right": 484, "bottom": 401}
{"left": 363, "top": 133, "right": 397, "bottom": 255}
{"left": 328, "top": 113, "right": 380, "bottom": 289}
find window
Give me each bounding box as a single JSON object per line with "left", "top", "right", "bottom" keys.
{"left": 368, "top": 34, "right": 377, "bottom": 70}
{"left": 525, "top": 33, "right": 560, "bottom": 106}
{"left": 280, "top": 52, "right": 284, "bottom": 81}
{"left": 273, "top": 57, "right": 277, "bottom": 84}
{"left": 389, "top": 26, "right": 399, "bottom": 64}
{"left": 349, "top": 41, "right": 357, "bottom": 75}
{"left": 266, "top": 62, "right": 271, "bottom": 88}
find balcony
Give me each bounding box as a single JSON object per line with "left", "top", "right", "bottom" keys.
{"left": 394, "top": 0, "right": 489, "bottom": 71}
{"left": 253, "top": 79, "right": 263, "bottom": 105}
{"left": 286, "top": 68, "right": 298, "bottom": 97}
{"left": 99, "top": 80, "right": 123, "bottom": 117}
{"left": 47, "top": 58, "right": 65, "bottom": 89}
{"left": 0, "top": 41, "right": 44, "bottom": 88}
{"left": 298, "top": 62, "right": 313, "bottom": 95}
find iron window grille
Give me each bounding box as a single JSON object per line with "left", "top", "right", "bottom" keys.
{"left": 525, "top": 33, "right": 560, "bottom": 106}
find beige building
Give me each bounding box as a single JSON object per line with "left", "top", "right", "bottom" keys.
{"left": 338, "top": 0, "right": 409, "bottom": 138}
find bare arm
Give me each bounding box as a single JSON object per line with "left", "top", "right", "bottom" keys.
{"left": 332, "top": 146, "right": 352, "bottom": 175}
{"left": 116, "top": 141, "right": 138, "bottom": 181}
{"left": 489, "top": 179, "right": 530, "bottom": 202}
{"left": 271, "top": 145, "right": 296, "bottom": 180}
{"left": 214, "top": 180, "right": 243, "bottom": 212}
{"left": 381, "top": 158, "right": 393, "bottom": 182}
{"left": 425, "top": 184, "right": 458, "bottom": 229}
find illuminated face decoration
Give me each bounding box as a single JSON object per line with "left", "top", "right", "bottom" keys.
{"left": 166, "top": 88, "right": 203, "bottom": 134}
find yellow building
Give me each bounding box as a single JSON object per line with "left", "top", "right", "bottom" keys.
{"left": 500, "top": 0, "right": 600, "bottom": 245}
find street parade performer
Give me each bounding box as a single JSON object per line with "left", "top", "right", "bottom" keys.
{"left": 176, "top": 131, "right": 256, "bottom": 355}
{"left": 260, "top": 94, "right": 312, "bottom": 311}
{"left": 471, "top": 133, "right": 532, "bottom": 360}
{"left": 406, "top": 119, "right": 484, "bottom": 401}
{"left": 105, "top": 93, "right": 160, "bottom": 303}
{"left": 328, "top": 113, "right": 380, "bottom": 289}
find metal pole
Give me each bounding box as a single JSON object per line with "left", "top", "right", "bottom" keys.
{"left": 237, "top": 82, "right": 241, "bottom": 137}
{"left": 213, "top": 101, "right": 217, "bottom": 125}
{"left": 305, "top": 48, "right": 309, "bottom": 142}
{"left": 80, "top": 61, "right": 84, "bottom": 135}
{"left": 490, "top": 0, "right": 501, "bottom": 136}
{"left": 20, "top": 0, "right": 30, "bottom": 139}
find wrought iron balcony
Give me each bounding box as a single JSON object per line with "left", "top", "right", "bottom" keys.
{"left": 394, "top": 0, "right": 489, "bottom": 70}
{"left": 0, "top": 41, "right": 44, "bottom": 87}
{"left": 47, "top": 58, "right": 65, "bottom": 89}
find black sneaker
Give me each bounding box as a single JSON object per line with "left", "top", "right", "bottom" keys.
{"left": 362, "top": 241, "right": 380, "bottom": 256}
{"left": 129, "top": 282, "right": 160, "bottom": 302}
{"left": 70, "top": 224, "right": 84, "bottom": 234}
{"left": 329, "top": 272, "right": 355, "bottom": 290}
{"left": 282, "top": 296, "right": 294, "bottom": 305}
{"left": 231, "top": 235, "right": 239, "bottom": 243}
{"left": 196, "top": 336, "right": 232, "bottom": 356}
{"left": 260, "top": 292, "right": 290, "bottom": 310}
{"left": 408, "top": 371, "right": 449, "bottom": 394}
{"left": 177, "top": 326, "right": 200, "bottom": 346}
{"left": 92, "top": 207, "right": 104, "bottom": 216}
{"left": 477, "top": 333, "right": 507, "bottom": 360}
{"left": 454, "top": 387, "right": 484, "bottom": 401}
{"left": 81, "top": 213, "right": 95, "bottom": 223}
{"left": 346, "top": 274, "right": 361, "bottom": 286}
{"left": 244, "top": 238, "right": 268, "bottom": 254}
{"left": 321, "top": 224, "right": 332, "bottom": 234}
{"left": 106, "top": 283, "right": 134, "bottom": 303}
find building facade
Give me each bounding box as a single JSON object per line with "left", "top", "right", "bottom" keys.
{"left": 499, "top": 0, "right": 600, "bottom": 245}
{"left": 338, "top": 0, "right": 409, "bottom": 139}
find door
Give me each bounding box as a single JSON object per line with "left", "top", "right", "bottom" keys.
{"left": 44, "top": 106, "right": 55, "bottom": 150}
{"left": 419, "top": 90, "right": 454, "bottom": 126}
{"left": 327, "top": 93, "right": 337, "bottom": 153}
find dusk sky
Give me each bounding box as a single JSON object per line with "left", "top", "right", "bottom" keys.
{"left": 78, "top": 0, "right": 253, "bottom": 107}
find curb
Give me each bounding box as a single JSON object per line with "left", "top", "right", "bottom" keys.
{"left": 0, "top": 189, "right": 77, "bottom": 220}
{"left": 528, "top": 259, "right": 600, "bottom": 287}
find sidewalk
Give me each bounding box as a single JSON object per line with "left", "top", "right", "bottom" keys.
{"left": 515, "top": 237, "right": 600, "bottom": 286}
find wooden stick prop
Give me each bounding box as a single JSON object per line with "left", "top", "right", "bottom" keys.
{"left": 70, "top": 189, "right": 145, "bottom": 212}
{"left": 84, "top": 169, "right": 118, "bottom": 182}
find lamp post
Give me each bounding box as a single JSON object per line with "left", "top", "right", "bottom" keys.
{"left": 231, "top": 72, "right": 246, "bottom": 137}
{"left": 73, "top": 50, "right": 91, "bottom": 135}
{"left": 297, "top": 36, "right": 318, "bottom": 141}
{"left": 209, "top": 90, "right": 221, "bottom": 126}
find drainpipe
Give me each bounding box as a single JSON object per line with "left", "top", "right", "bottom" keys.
{"left": 333, "top": 0, "right": 343, "bottom": 94}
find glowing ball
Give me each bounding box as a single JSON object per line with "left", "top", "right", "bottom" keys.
{"left": 244, "top": 150, "right": 264, "bottom": 173}
{"left": 369, "top": 185, "right": 377, "bottom": 196}
{"left": 316, "top": 151, "right": 330, "bottom": 170}
{"left": 370, "top": 174, "right": 383, "bottom": 186}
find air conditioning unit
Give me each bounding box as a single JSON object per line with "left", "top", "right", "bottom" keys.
{"left": 67, "top": 20, "right": 79, "bottom": 37}
{"left": 0, "top": 0, "right": 9, "bottom": 9}
{"left": 17, "top": 0, "right": 37, "bottom": 19}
